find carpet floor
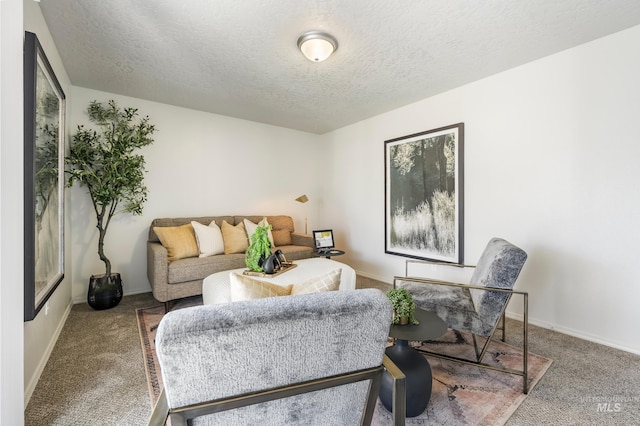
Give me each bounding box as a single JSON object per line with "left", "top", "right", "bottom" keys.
{"left": 25, "top": 282, "right": 640, "bottom": 425}
{"left": 136, "top": 298, "right": 552, "bottom": 425}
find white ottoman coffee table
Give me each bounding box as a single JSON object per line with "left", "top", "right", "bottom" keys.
{"left": 202, "top": 257, "right": 356, "bottom": 305}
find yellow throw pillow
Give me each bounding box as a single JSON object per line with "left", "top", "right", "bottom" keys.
{"left": 229, "top": 272, "right": 292, "bottom": 301}
{"left": 221, "top": 220, "right": 249, "bottom": 254}
{"left": 154, "top": 224, "right": 199, "bottom": 261}
{"left": 290, "top": 268, "right": 342, "bottom": 295}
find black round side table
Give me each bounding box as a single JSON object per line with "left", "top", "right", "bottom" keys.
{"left": 379, "top": 308, "right": 447, "bottom": 417}
{"left": 315, "top": 249, "right": 345, "bottom": 259}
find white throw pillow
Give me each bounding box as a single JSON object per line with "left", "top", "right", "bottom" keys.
{"left": 244, "top": 217, "right": 275, "bottom": 247}
{"left": 191, "top": 220, "right": 224, "bottom": 257}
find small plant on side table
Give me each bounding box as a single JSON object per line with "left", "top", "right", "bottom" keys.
{"left": 386, "top": 288, "right": 419, "bottom": 325}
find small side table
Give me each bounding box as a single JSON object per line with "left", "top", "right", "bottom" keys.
{"left": 379, "top": 308, "right": 447, "bottom": 417}
{"left": 315, "top": 249, "right": 345, "bottom": 259}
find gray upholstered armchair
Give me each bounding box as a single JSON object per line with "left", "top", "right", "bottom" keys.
{"left": 148, "top": 289, "right": 407, "bottom": 426}
{"left": 395, "top": 237, "right": 529, "bottom": 393}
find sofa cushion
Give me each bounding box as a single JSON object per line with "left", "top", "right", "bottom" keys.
{"left": 243, "top": 217, "right": 275, "bottom": 247}
{"left": 239, "top": 215, "right": 295, "bottom": 247}
{"left": 221, "top": 220, "right": 249, "bottom": 254}
{"left": 149, "top": 216, "right": 234, "bottom": 242}
{"left": 154, "top": 224, "right": 199, "bottom": 261}
{"left": 167, "top": 253, "right": 246, "bottom": 284}
{"left": 191, "top": 220, "right": 224, "bottom": 257}
{"left": 276, "top": 245, "right": 314, "bottom": 261}
{"left": 272, "top": 229, "right": 292, "bottom": 246}
{"left": 264, "top": 215, "right": 294, "bottom": 232}
{"left": 230, "top": 273, "right": 293, "bottom": 301}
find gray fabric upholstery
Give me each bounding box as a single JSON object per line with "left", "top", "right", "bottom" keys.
{"left": 155, "top": 289, "right": 393, "bottom": 425}
{"left": 400, "top": 282, "right": 490, "bottom": 335}
{"left": 468, "top": 238, "right": 528, "bottom": 328}
{"left": 167, "top": 253, "right": 246, "bottom": 283}
{"left": 399, "top": 238, "right": 527, "bottom": 336}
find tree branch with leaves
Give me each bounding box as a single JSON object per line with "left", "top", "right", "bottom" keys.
{"left": 66, "top": 100, "right": 156, "bottom": 278}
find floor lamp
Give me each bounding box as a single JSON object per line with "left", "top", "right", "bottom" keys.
{"left": 295, "top": 194, "right": 309, "bottom": 234}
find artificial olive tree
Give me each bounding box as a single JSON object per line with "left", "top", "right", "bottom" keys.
{"left": 66, "top": 100, "right": 155, "bottom": 279}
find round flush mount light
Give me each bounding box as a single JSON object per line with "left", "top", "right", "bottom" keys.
{"left": 297, "top": 31, "right": 338, "bottom": 62}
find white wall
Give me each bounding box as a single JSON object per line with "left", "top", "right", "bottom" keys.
{"left": 1, "top": 1, "right": 25, "bottom": 423}
{"left": 22, "top": 0, "right": 74, "bottom": 407}
{"left": 69, "top": 87, "right": 324, "bottom": 301}
{"left": 10, "top": 9, "right": 640, "bottom": 420}
{"left": 324, "top": 25, "right": 640, "bottom": 354}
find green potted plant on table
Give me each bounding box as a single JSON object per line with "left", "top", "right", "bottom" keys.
{"left": 66, "top": 100, "right": 155, "bottom": 310}
{"left": 245, "top": 223, "right": 273, "bottom": 273}
{"left": 386, "top": 288, "right": 419, "bottom": 325}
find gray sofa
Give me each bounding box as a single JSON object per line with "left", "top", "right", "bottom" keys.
{"left": 147, "top": 215, "right": 315, "bottom": 307}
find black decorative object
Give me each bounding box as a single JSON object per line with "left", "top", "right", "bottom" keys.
{"left": 380, "top": 308, "right": 447, "bottom": 417}
{"left": 24, "top": 31, "right": 66, "bottom": 321}
{"left": 87, "top": 273, "right": 123, "bottom": 310}
{"left": 261, "top": 254, "right": 277, "bottom": 274}
{"left": 261, "top": 250, "right": 285, "bottom": 274}
{"left": 380, "top": 340, "right": 432, "bottom": 417}
{"left": 385, "top": 123, "right": 464, "bottom": 264}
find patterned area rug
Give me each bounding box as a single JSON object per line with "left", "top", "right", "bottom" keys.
{"left": 137, "top": 301, "right": 552, "bottom": 425}
{"left": 373, "top": 330, "right": 552, "bottom": 425}
{"left": 136, "top": 296, "right": 203, "bottom": 404}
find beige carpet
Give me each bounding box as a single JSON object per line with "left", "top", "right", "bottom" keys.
{"left": 137, "top": 301, "right": 552, "bottom": 425}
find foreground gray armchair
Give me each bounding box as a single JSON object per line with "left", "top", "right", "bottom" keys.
{"left": 148, "top": 289, "right": 406, "bottom": 426}
{"left": 396, "top": 237, "right": 529, "bottom": 393}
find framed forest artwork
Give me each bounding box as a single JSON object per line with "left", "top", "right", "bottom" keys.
{"left": 24, "top": 31, "right": 66, "bottom": 321}
{"left": 385, "top": 123, "right": 464, "bottom": 264}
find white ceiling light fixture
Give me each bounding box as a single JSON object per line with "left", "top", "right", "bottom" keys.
{"left": 297, "top": 31, "right": 338, "bottom": 62}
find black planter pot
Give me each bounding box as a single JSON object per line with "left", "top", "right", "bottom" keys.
{"left": 88, "top": 273, "right": 123, "bottom": 310}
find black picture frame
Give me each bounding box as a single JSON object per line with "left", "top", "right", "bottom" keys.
{"left": 24, "top": 31, "right": 66, "bottom": 321}
{"left": 384, "top": 123, "right": 464, "bottom": 264}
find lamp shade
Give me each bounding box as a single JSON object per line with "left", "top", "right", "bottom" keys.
{"left": 297, "top": 32, "right": 338, "bottom": 62}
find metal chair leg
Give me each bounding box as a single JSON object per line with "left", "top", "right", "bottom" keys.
{"left": 383, "top": 355, "right": 406, "bottom": 426}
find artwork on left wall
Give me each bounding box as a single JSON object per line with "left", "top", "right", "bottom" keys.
{"left": 23, "top": 31, "right": 66, "bottom": 321}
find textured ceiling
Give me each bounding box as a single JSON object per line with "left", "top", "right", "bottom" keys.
{"left": 40, "top": 0, "right": 640, "bottom": 134}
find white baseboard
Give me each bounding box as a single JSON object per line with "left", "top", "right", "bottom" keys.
{"left": 72, "top": 286, "right": 151, "bottom": 304}
{"left": 506, "top": 311, "right": 640, "bottom": 356}
{"left": 354, "top": 270, "right": 640, "bottom": 356}
{"left": 354, "top": 269, "right": 391, "bottom": 285}
{"left": 24, "top": 301, "right": 73, "bottom": 406}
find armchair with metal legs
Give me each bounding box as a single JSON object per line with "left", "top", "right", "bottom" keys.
{"left": 147, "top": 289, "right": 407, "bottom": 426}
{"left": 396, "top": 237, "right": 530, "bottom": 393}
